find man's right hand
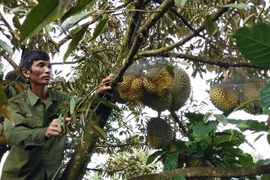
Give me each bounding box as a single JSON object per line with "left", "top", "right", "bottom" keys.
{"left": 45, "top": 117, "right": 71, "bottom": 138}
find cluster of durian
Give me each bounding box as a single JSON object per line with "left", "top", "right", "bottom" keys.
{"left": 146, "top": 117, "right": 173, "bottom": 149}
{"left": 114, "top": 66, "right": 191, "bottom": 112}
{"left": 209, "top": 78, "right": 266, "bottom": 114}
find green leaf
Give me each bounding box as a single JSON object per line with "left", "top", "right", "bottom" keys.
{"left": 146, "top": 149, "right": 167, "bottom": 165}
{"left": 204, "top": 14, "right": 215, "bottom": 36}
{"left": 213, "top": 114, "right": 228, "bottom": 126}
{"left": 0, "top": 62, "right": 3, "bottom": 71}
{"left": 62, "top": 0, "right": 97, "bottom": 22}
{"left": 222, "top": 105, "right": 237, "bottom": 117}
{"left": 92, "top": 125, "right": 107, "bottom": 140}
{"left": 0, "top": 85, "right": 13, "bottom": 124}
{"left": 166, "top": 65, "right": 175, "bottom": 77}
{"left": 253, "top": 158, "right": 270, "bottom": 168}
{"left": 0, "top": 40, "right": 13, "bottom": 56}
{"left": 234, "top": 98, "right": 259, "bottom": 112}
{"left": 20, "top": 0, "right": 59, "bottom": 43}
{"left": 57, "top": 113, "right": 62, "bottom": 132}
{"left": 203, "top": 112, "right": 212, "bottom": 122}
{"left": 214, "top": 130, "right": 245, "bottom": 147}
{"left": 58, "top": 0, "right": 73, "bottom": 19}
{"left": 262, "top": 174, "right": 270, "bottom": 180}
{"left": 193, "top": 121, "right": 218, "bottom": 141}
{"left": 70, "top": 97, "right": 76, "bottom": 114}
{"left": 267, "top": 133, "right": 270, "bottom": 145}
{"left": 254, "top": 133, "right": 264, "bottom": 142}
{"left": 243, "top": 13, "right": 256, "bottom": 25}
{"left": 163, "top": 151, "right": 180, "bottom": 171}
{"left": 63, "top": 24, "right": 89, "bottom": 62}
{"left": 222, "top": 3, "right": 248, "bottom": 9}
{"left": 173, "top": 175, "right": 186, "bottom": 180}
{"left": 232, "top": 148, "right": 253, "bottom": 166}
{"left": 90, "top": 18, "right": 108, "bottom": 41}
{"left": 0, "top": 85, "right": 7, "bottom": 106}
{"left": 259, "top": 80, "right": 270, "bottom": 114}
{"left": 174, "top": 0, "right": 187, "bottom": 8}
{"left": 185, "top": 112, "right": 204, "bottom": 124}
{"left": 97, "top": 98, "right": 120, "bottom": 111}
{"left": 236, "top": 120, "right": 268, "bottom": 132}
{"left": 237, "top": 153, "right": 253, "bottom": 166}
{"left": 61, "top": 10, "right": 93, "bottom": 30}
{"left": 12, "top": 16, "right": 21, "bottom": 30}
{"left": 230, "top": 23, "right": 270, "bottom": 69}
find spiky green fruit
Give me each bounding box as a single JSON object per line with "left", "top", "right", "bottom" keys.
{"left": 238, "top": 80, "right": 266, "bottom": 114}
{"left": 142, "top": 69, "right": 173, "bottom": 111}
{"left": 146, "top": 117, "right": 173, "bottom": 149}
{"left": 210, "top": 79, "right": 266, "bottom": 114}
{"left": 169, "top": 68, "right": 191, "bottom": 111}
{"left": 117, "top": 76, "right": 144, "bottom": 102}
{"left": 5, "top": 70, "right": 26, "bottom": 83}
{"left": 115, "top": 67, "right": 190, "bottom": 112}
{"left": 209, "top": 84, "right": 239, "bottom": 112}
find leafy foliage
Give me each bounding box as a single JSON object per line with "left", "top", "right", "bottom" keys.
{"left": 230, "top": 23, "right": 270, "bottom": 69}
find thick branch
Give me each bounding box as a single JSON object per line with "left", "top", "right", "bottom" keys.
{"left": 139, "top": 0, "right": 236, "bottom": 56}
{"left": 129, "top": 164, "right": 270, "bottom": 180}
{"left": 2, "top": 53, "right": 18, "bottom": 70}
{"left": 169, "top": 110, "right": 188, "bottom": 135}
{"left": 0, "top": 12, "right": 13, "bottom": 32}
{"left": 60, "top": 101, "right": 112, "bottom": 180}
{"left": 112, "top": 0, "right": 145, "bottom": 86}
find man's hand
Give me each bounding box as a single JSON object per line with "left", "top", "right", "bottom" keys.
{"left": 45, "top": 117, "right": 71, "bottom": 138}
{"left": 98, "top": 74, "right": 114, "bottom": 95}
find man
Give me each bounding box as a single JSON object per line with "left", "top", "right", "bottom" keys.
{"left": 1, "top": 50, "right": 112, "bottom": 180}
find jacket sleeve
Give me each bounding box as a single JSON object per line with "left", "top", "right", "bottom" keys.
{"left": 4, "top": 105, "right": 46, "bottom": 150}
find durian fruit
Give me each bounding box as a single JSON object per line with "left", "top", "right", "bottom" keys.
{"left": 146, "top": 117, "right": 173, "bottom": 149}
{"left": 209, "top": 78, "right": 266, "bottom": 114}
{"left": 169, "top": 68, "right": 191, "bottom": 111}
{"left": 5, "top": 70, "right": 26, "bottom": 83}
{"left": 117, "top": 76, "right": 145, "bottom": 102}
{"left": 114, "top": 66, "right": 191, "bottom": 112}
{"left": 238, "top": 80, "right": 266, "bottom": 114}
{"left": 209, "top": 83, "right": 240, "bottom": 112}
{"left": 142, "top": 69, "right": 173, "bottom": 111}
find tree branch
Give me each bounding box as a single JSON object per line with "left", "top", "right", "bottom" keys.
{"left": 112, "top": 0, "right": 175, "bottom": 86}
{"left": 129, "top": 164, "right": 270, "bottom": 180}
{"left": 138, "top": 52, "right": 265, "bottom": 69}
{"left": 2, "top": 53, "right": 18, "bottom": 70}
{"left": 60, "top": 97, "right": 113, "bottom": 180}
{"left": 0, "top": 12, "right": 13, "bottom": 32}
{"left": 139, "top": 0, "right": 236, "bottom": 56}
{"left": 169, "top": 110, "right": 188, "bottom": 135}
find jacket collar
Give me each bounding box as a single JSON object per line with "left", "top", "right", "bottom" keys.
{"left": 26, "top": 87, "right": 56, "bottom": 106}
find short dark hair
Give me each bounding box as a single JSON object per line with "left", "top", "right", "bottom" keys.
{"left": 21, "top": 50, "right": 50, "bottom": 71}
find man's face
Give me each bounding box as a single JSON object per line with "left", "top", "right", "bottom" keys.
{"left": 23, "top": 60, "right": 52, "bottom": 85}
